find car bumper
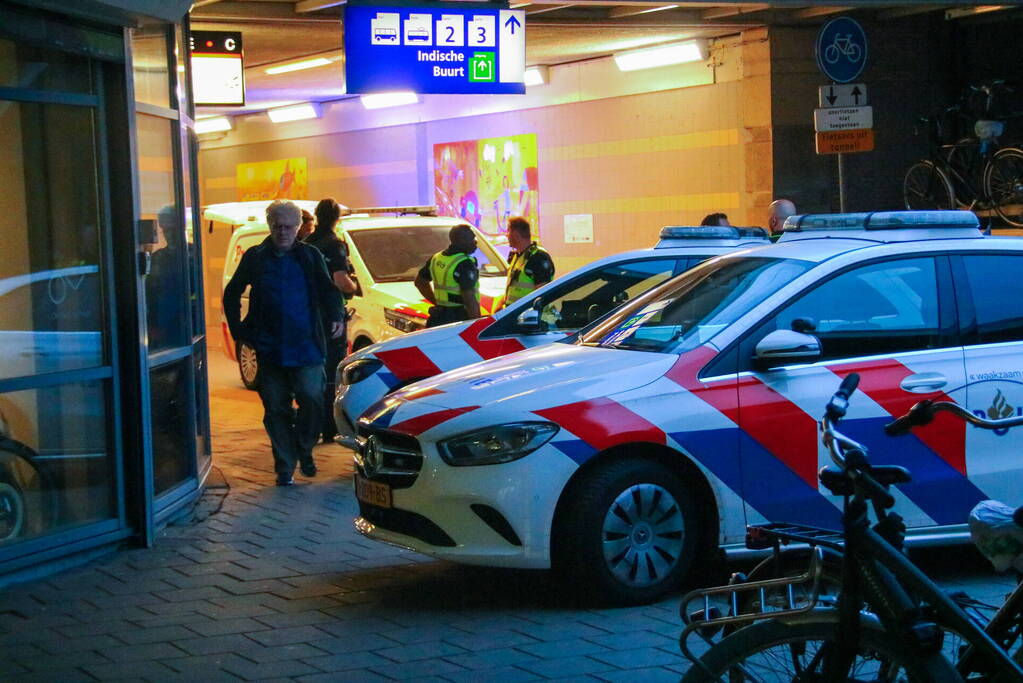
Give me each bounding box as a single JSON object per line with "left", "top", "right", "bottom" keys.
{"left": 353, "top": 441, "right": 578, "bottom": 569}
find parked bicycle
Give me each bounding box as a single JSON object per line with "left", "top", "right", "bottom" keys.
{"left": 678, "top": 374, "right": 1023, "bottom": 682}
{"left": 904, "top": 82, "right": 1023, "bottom": 227}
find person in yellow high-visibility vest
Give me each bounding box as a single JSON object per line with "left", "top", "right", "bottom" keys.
{"left": 501, "top": 216, "right": 554, "bottom": 309}
{"left": 414, "top": 224, "right": 482, "bottom": 328}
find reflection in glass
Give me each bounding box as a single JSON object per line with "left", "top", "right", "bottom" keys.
{"left": 181, "top": 124, "right": 203, "bottom": 338}
{"left": 138, "top": 114, "right": 189, "bottom": 351}
{"left": 130, "top": 26, "right": 170, "bottom": 108}
{"left": 0, "top": 101, "right": 104, "bottom": 380}
{"left": 0, "top": 39, "right": 93, "bottom": 93}
{"left": 151, "top": 360, "right": 192, "bottom": 495}
{"left": 194, "top": 351, "right": 211, "bottom": 472}
{"left": 0, "top": 381, "right": 113, "bottom": 544}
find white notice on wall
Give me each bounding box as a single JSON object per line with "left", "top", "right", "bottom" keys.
{"left": 564, "top": 214, "right": 593, "bottom": 243}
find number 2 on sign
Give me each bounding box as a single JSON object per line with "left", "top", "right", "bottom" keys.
{"left": 446, "top": 25, "right": 454, "bottom": 42}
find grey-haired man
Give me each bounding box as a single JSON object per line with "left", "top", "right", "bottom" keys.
{"left": 223, "top": 200, "right": 344, "bottom": 485}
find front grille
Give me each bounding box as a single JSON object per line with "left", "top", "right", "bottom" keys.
{"left": 355, "top": 426, "right": 423, "bottom": 489}
{"left": 358, "top": 501, "right": 455, "bottom": 547}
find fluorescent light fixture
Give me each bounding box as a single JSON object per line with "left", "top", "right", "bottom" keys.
{"left": 265, "top": 57, "right": 332, "bottom": 75}
{"left": 194, "top": 116, "right": 232, "bottom": 134}
{"left": 614, "top": 40, "right": 707, "bottom": 72}
{"left": 267, "top": 102, "right": 320, "bottom": 123}
{"left": 360, "top": 91, "right": 419, "bottom": 109}
{"left": 524, "top": 66, "right": 548, "bottom": 87}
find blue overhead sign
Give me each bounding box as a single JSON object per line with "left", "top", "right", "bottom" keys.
{"left": 815, "top": 17, "right": 867, "bottom": 84}
{"left": 344, "top": 4, "right": 526, "bottom": 95}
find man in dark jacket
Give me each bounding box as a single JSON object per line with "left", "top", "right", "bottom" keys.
{"left": 223, "top": 200, "right": 344, "bottom": 485}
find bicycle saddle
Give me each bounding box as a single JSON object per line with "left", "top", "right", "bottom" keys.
{"left": 818, "top": 465, "right": 911, "bottom": 496}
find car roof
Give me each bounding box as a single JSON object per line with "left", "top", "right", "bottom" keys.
{"left": 203, "top": 199, "right": 322, "bottom": 225}
{"left": 341, "top": 215, "right": 475, "bottom": 231}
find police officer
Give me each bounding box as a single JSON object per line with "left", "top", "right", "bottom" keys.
{"left": 502, "top": 216, "right": 554, "bottom": 309}
{"left": 414, "top": 224, "right": 481, "bottom": 328}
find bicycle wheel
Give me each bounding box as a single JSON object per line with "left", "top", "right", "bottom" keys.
{"left": 681, "top": 611, "right": 963, "bottom": 682}
{"left": 904, "top": 160, "right": 955, "bottom": 211}
{"left": 984, "top": 147, "right": 1023, "bottom": 227}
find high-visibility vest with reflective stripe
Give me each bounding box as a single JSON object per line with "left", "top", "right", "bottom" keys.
{"left": 429, "top": 250, "right": 479, "bottom": 308}
{"left": 505, "top": 243, "right": 549, "bottom": 306}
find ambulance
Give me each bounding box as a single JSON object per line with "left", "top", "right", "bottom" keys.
{"left": 334, "top": 226, "right": 771, "bottom": 448}
{"left": 350, "top": 211, "right": 1023, "bottom": 604}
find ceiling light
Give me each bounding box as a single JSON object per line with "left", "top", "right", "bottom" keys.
{"left": 524, "top": 66, "right": 548, "bottom": 87}
{"left": 635, "top": 4, "right": 679, "bottom": 14}
{"left": 194, "top": 116, "right": 232, "bottom": 134}
{"left": 267, "top": 102, "right": 320, "bottom": 123}
{"left": 265, "top": 57, "right": 332, "bottom": 75}
{"left": 614, "top": 40, "right": 707, "bottom": 72}
{"left": 360, "top": 91, "right": 419, "bottom": 109}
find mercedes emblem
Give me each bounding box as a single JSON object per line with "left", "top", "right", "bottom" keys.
{"left": 363, "top": 435, "right": 382, "bottom": 477}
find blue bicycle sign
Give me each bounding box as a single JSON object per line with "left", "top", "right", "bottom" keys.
{"left": 816, "top": 17, "right": 867, "bottom": 83}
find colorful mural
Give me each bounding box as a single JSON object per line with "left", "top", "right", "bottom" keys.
{"left": 434, "top": 134, "right": 538, "bottom": 240}
{"left": 236, "top": 158, "right": 308, "bottom": 201}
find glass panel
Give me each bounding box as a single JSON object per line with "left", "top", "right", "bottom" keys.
{"left": 0, "top": 100, "right": 105, "bottom": 380}
{"left": 0, "top": 380, "right": 114, "bottom": 545}
{"left": 962, "top": 255, "right": 1023, "bottom": 345}
{"left": 138, "top": 113, "right": 189, "bottom": 351}
{"left": 131, "top": 25, "right": 170, "bottom": 109}
{"left": 174, "top": 24, "right": 190, "bottom": 115}
{"left": 194, "top": 349, "right": 210, "bottom": 472}
{"left": 349, "top": 225, "right": 507, "bottom": 282}
{"left": 0, "top": 39, "right": 93, "bottom": 93}
{"left": 151, "top": 359, "right": 193, "bottom": 495}
{"left": 181, "top": 125, "right": 203, "bottom": 338}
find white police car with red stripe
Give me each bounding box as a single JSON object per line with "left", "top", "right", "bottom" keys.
{"left": 334, "top": 226, "right": 770, "bottom": 449}
{"left": 353, "top": 210, "right": 1023, "bottom": 604}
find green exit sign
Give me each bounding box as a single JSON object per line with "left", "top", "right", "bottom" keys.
{"left": 469, "top": 52, "right": 495, "bottom": 82}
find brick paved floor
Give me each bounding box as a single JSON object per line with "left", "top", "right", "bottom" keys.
{"left": 0, "top": 354, "right": 1015, "bottom": 681}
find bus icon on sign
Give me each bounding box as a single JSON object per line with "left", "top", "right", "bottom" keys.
{"left": 469, "top": 52, "right": 495, "bottom": 82}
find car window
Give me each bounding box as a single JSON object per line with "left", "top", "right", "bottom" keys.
{"left": 581, "top": 256, "right": 813, "bottom": 354}
{"left": 534, "top": 259, "right": 679, "bottom": 332}
{"left": 961, "top": 254, "right": 1023, "bottom": 345}
{"left": 773, "top": 257, "right": 941, "bottom": 361}
{"left": 348, "top": 226, "right": 506, "bottom": 282}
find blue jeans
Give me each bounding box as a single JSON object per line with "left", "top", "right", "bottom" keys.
{"left": 257, "top": 363, "right": 324, "bottom": 477}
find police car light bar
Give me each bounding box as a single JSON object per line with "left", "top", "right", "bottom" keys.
{"left": 342, "top": 205, "right": 439, "bottom": 217}
{"left": 783, "top": 210, "right": 980, "bottom": 232}
{"left": 659, "top": 226, "right": 769, "bottom": 240}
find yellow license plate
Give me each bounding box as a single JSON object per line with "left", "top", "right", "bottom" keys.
{"left": 355, "top": 475, "right": 392, "bottom": 508}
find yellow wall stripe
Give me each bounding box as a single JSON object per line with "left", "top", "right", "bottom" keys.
{"left": 542, "top": 128, "right": 741, "bottom": 163}
{"left": 546, "top": 192, "right": 741, "bottom": 215}
{"left": 309, "top": 160, "right": 417, "bottom": 181}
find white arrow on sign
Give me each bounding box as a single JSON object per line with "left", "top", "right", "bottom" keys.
{"left": 814, "top": 105, "right": 873, "bottom": 132}
{"left": 498, "top": 10, "right": 525, "bottom": 83}
{"left": 818, "top": 83, "right": 867, "bottom": 108}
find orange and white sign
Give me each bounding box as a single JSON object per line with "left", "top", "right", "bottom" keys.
{"left": 816, "top": 128, "right": 874, "bottom": 155}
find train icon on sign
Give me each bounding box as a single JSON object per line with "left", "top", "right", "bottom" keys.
{"left": 407, "top": 28, "right": 429, "bottom": 43}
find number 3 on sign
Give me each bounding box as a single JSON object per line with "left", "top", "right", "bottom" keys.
{"left": 468, "top": 15, "right": 495, "bottom": 47}
{"left": 436, "top": 15, "right": 464, "bottom": 46}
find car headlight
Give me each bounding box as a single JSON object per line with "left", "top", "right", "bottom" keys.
{"left": 341, "top": 358, "right": 383, "bottom": 386}
{"left": 438, "top": 422, "right": 559, "bottom": 466}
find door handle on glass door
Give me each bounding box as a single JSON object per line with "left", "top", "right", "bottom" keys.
{"left": 900, "top": 372, "right": 947, "bottom": 393}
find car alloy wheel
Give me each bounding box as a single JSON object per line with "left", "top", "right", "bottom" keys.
{"left": 601, "top": 483, "right": 685, "bottom": 588}
{"left": 238, "top": 342, "right": 259, "bottom": 390}
{"left": 0, "top": 481, "right": 25, "bottom": 541}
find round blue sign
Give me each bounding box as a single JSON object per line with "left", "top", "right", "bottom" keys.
{"left": 816, "top": 17, "right": 867, "bottom": 83}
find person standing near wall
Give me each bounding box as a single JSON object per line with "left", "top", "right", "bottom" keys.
{"left": 415, "top": 224, "right": 482, "bottom": 328}
{"left": 304, "top": 198, "right": 357, "bottom": 444}
{"left": 223, "top": 200, "right": 344, "bottom": 486}
{"left": 700, "top": 213, "right": 731, "bottom": 227}
{"left": 502, "top": 216, "right": 554, "bottom": 309}
{"left": 767, "top": 199, "right": 797, "bottom": 242}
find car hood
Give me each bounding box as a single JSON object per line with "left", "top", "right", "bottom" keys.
{"left": 369, "top": 277, "right": 507, "bottom": 316}
{"left": 390, "top": 343, "right": 676, "bottom": 411}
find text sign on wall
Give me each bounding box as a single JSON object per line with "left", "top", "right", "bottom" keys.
{"left": 190, "top": 30, "right": 245, "bottom": 106}
{"left": 344, "top": 4, "right": 526, "bottom": 94}
{"left": 816, "top": 129, "right": 875, "bottom": 155}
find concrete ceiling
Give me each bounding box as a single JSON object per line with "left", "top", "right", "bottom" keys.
{"left": 188, "top": 1, "right": 1019, "bottom": 115}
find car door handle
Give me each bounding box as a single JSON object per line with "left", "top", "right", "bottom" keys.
{"left": 900, "top": 372, "right": 947, "bottom": 393}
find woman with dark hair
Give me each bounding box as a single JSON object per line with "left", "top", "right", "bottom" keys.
{"left": 304, "top": 198, "right": 357, "bottom": 444}
{"left": 297, "top": 209, "right": 315, "bottom": 241}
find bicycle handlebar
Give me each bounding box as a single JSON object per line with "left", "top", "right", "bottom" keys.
{"left": 885, "top": 400, "right": 1023, "bottom": 436}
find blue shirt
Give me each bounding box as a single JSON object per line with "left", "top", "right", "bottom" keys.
{"left": 253, "top": 248, "right": 323, "bottom": 367}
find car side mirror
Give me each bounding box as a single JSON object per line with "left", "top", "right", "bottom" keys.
{"left": 516, "top": 297, "right": 547, "bottom": 333}
{"left": 754, "top": 329, "right": 821, "bottom": 369}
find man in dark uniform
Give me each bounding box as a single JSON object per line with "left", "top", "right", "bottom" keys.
{"left": 414, "top": 224, "right": 481, "bottom": 327}
{"left": 223, "top": 200, "right": 344, "bottom": 485}
{"left": 502, "top": 216, "right": 554, "bottom": 309}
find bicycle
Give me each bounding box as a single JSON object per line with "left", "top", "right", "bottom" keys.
{"left": 904, "top": 82, "right": 1023, "bottom": 227}
{"left": 678, "top": 374, "right": 1023, "bottom": 682}
{"left": 824, "top": 34, "right": 863, "bottom": 64}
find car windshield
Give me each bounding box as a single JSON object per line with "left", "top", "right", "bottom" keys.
{"left": 578, "top": 256, "right": 813, "bottom": 354}
{"left": 348, "top": 225, "right": 507, "bottom": 282}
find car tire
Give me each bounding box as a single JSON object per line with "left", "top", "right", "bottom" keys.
{"left": 238, "top": 341, "right": 259, "bottom": 391}
{"left": 554, "top": 458, "right": 699, "bottom": 605}
{"left": 0, "top": 478, "right": 25, "bottom": 542}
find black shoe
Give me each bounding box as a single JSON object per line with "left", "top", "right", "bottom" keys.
{"left": 300, "top": 463, "right": 317, "bottom": 477}
{"left": 275, "top": 475, "right": 294, "bottom": 486}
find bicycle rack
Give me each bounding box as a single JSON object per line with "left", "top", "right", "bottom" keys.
{"left": 678, "top": 546, "right": 827, "bottom": 664}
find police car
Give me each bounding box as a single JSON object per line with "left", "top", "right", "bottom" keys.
{"left": 351, "top": 210, "right": 1023, "bottom": 604}
{"left": 334, "top": 226, "right": 771, "bottom": 449}
{"left": 210, "top": 202, "right": 507, "bottom": 389}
